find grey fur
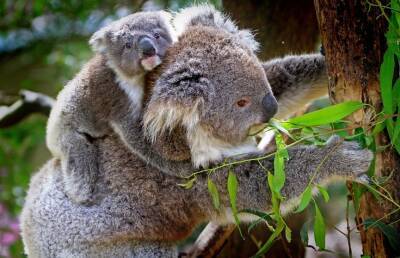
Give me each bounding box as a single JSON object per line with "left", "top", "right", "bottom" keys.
{"left": 263, "top": 54, "right": 328, "bottom": 118}
{"left": 46, "top": 11, "right": 176, "bottom": 204}
{"left": 21, "top": 6, "right": 372, "bottom": 258}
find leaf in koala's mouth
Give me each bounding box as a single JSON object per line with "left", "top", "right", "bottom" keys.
{"left": 248, "top": 123, "right": 268, "bottom": 136}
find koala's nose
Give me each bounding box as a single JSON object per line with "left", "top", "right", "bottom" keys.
{"left": 138, "top": 37, "right": 156, "bottom": 57}
{"left": 262, "top": 93, "right": 278, "bottom": 122}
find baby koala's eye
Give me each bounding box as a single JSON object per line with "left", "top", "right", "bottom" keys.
{"left": 125, "top": 42, "right": 132, "bottom": 49}
{"left": 153, "top": 32, "right": 160, "bottom": 39}
{"left": 236, "top": 97, "right": 251, "bottom": 108}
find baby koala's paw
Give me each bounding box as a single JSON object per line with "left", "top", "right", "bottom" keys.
{"left": 326, "top": 135, "right": 373, "bottom": 177}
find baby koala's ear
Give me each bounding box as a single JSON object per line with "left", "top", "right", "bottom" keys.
{"left": 89, "top": 26, "right": 112, "bottom": 54}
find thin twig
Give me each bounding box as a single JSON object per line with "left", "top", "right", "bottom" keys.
{"left": 346, "top": 196, "right": 353, "bottom": 258}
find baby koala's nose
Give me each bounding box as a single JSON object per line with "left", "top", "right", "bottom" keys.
{"left": 138, "top": 37, "right": 156, "bottom": 57}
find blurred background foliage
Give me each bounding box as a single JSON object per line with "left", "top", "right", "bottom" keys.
{"left": 0, "top": 1, "right": 345, "bottom": 257}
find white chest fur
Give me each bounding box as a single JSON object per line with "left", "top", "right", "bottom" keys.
{"left": 115, "top": 72, "right": 145, "bottom": 112}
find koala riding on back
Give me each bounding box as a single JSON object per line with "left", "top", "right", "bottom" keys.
{"left": 46, "top": 11, "right": 176, "bottom": 204}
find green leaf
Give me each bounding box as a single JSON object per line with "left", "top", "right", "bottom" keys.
{"left": 242, "top": 209, "right": 274, "bottom": 234}
{"left": 275, "top": 132, "right": 289, "bottom": 158}
{"left": 392, "top": 80, "right": 400, "bottom": 144}
{"left": 273, "top": 153, "right": 285, "bottom": 192}
{"left": 270, "top": 119, "right": 293, "bottom": 138}
{"left": 391, "top": 79, "right": 400, "bottom": 110}
{"left": 177, "top": 177, "right": 196, "bottom": 189}
{"left": 380, "top": 50, "right": 395, "bottom": 115}
{"left": 317, "top": 185, "right": 330, "bottom": 203}
{"left": 314, "top": 202, "right": 326, "bottom": 250}
{"left": 352, "top": 182, "right": 366, "bottom": 212}
{"left": 248, "top": 218, "right": 269, "bottom": 234}
{"left": 372, "top": 121, "right": 386, "bottom": 136}
{"left": 285, "top": 226, "right": 292, "bottom": 243}
{"left": 239, "top": 208, "right": 274, "bottom": 224}
{"left": 272, "top": 133, "right": 287, "bottom": 192}
{"left": 296, "top": 186, "right": 312, "bottom": 213}
{"left": 267, "top": 172, "right": 282, "bottom": 215}
{"left": 285, "top": 101, "right": 363, "bottom": 128}
{"left": 254, "top": 220, "right": 285, "bottom": 257}
{"left": 300, "top": 221, "right": 309, "bottom": 245}
{"left": 364, "top": 218, "right": 400, "bottom": 253}
{"left": 228, "top": 171, "right": 243, "bottom": 237}
{"left": 207, "top": 178, "right": 220, "bottom": 210}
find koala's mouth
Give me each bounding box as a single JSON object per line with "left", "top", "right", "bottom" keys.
{"left": 141, "top": 55, "right": 162, "bottom": 71}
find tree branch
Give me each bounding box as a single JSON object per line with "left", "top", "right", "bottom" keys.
{"left": 183, "top": 222, "right": 236, "bottom": 258}
{"left": 0, "top": 90, "right": 54, "bottom": 128}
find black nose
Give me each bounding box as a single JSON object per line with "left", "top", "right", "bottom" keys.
{"left": 262, "top": 93, "right": 278, "bottom": 122}
{"left": 138, "top": 37, "right": 156, "bottom": 57}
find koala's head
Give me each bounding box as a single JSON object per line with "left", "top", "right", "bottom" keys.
{"left": 144, "top": 26, "right": 277, "bottom": 167}
{"left": 89, "top": 11, "right": 176, "bottom": 81}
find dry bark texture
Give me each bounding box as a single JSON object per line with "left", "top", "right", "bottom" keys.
{"left": 315, "top": 0, "right": 399, "bottom": 257}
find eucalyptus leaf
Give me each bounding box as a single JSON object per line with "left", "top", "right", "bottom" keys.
{"left": 317, "top": 185, "right": 330, "bottom": 203}
{"left": 300, "top": 221, "right": 309, "bottom": 245}
{"left": 364, "top": 218, "right": 400, "bottom": 253}
{"left": 228, "top": 170, "right": 243, "bottom": 237}
{"left": 380, "top": 50, "right": 395, "bottom": 115}
{"left": 296, "top": 186, "right": 312, "bottom": 213}
{"left": 177, "top": 177, "right": 196, "bottom": 189}
{"left": 239, "top": 208, "right": 274, "bottom": 224}
{"left": 285, "top": 226, "right": 292, "bottom": 243}
{"left": 285, "top": 101, "right": 363, "bottom": 128}
{"left": 254, "top": 220, "right": 285, "bottom": 257}
{"left": 207, "top": 178, "right": 220, "bottom": 210}
{"left": 314, "top": 202, "right": 326, "bottom": 250}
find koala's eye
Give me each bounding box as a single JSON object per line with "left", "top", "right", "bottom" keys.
{"left": 236, "top": 98, "right": 251, "bottom": 108}
{"left": 125, "top": 42, "right": 132, "bottom": 49}
{"left": 153, "top": 32, "right": 160, "bottom": 39}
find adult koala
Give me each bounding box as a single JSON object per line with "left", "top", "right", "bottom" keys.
{"left": 21, "top": 6, "right": 371, "bottom": 258}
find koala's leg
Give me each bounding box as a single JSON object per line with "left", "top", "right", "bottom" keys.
{"left": 61, "top": 130, "right": 98, "bottom": 204}
{"left": 204, "top": 136, "right": 372, "bottom": 218}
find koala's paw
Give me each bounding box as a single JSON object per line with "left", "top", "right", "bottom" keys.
{"left": 327, "top": 135, "right": 373, "bottom": 177}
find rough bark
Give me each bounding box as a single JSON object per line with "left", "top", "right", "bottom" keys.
{"left": 314, "top": 0, "right": 399, "bottom": 257}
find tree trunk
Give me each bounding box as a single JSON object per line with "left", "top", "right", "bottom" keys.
{"left": 314, "top": 0, "right": 400, "bottom": 257}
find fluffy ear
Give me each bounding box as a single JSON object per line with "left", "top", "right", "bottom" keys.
{"left": 89, "top": 26, "right": 112, "bottom": 54}
{"left": 174, "top": 4, "right": 259, "bottom": 52}
{"left": 157, "top": 10, "right": 178, "bottom": 43}
{"left": 143, "top": 61, "right": 210, "bottom": 142}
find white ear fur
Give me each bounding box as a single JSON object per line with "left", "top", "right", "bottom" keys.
{"left": 89, "top": 27, "right": 110, "bottom": 54}
{"left": 236, "top": 29, "right": 259, "bottom": 52}
{"left": 157, "top": 10, "right": 178, "bottom": 43}
{"left": 173, "top": 4, "right": 259, "bottom": 52}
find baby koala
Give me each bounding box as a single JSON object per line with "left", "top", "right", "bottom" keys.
{"left": 46, "top": 11, "right": 176, "bottom": 204}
